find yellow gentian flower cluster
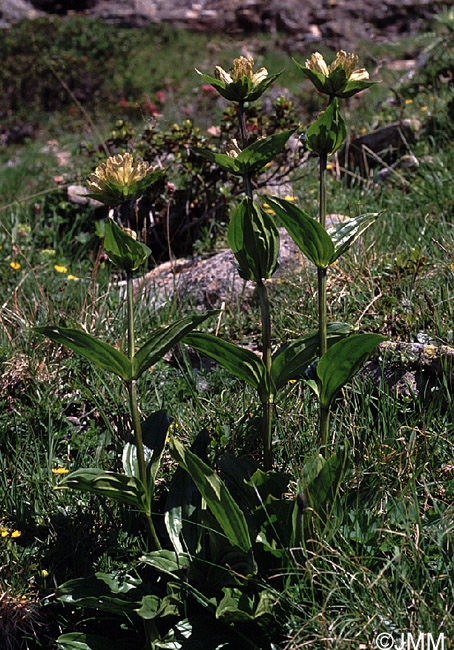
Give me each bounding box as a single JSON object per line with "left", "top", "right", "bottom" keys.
{"left": 86, "top": 153, "right": 160, "bottom": 207}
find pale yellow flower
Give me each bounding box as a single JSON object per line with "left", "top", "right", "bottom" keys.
{"left": 209, "top": 56, "right": 273, "bottom": 102}
{"left": 215, "top": 56, "right": 268, "bottom": 86}
{"left": 223, "top": 139, "right": 242, "bottom": 158}
{"left": 54, "top": 265, "right": 68, "bottom": 273}
{"left": 305, "top": 52, "right": 329, "bottom": 76}
{"left": 87, "top": 153, "right": 159, "bottom": 206}
{"left": 298, "top": 50, "right": 372, "bottom": 98}
{"left": 66, "top": 274, "right": 79, "bottom": 281}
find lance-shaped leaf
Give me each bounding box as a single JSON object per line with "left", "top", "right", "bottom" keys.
{"left": 165, "top": 429, "right": 210, "bottom": 555}
{"left": 55, "top": 468, "right": 145, "bottom": 509}
{"left": 183, "top": 331, "right": 268, "bottom": 399}
{"left": 34, "top": 326, "right": 132, "bottom": 380}
{"left": 132, "top": 310, "right": 218, "bottom": 379}
{"left": 317, "top": 333, "right": 386, "bottom": 409}
{"left": 228, "top": 197, "right": 280, "bottom": 281}
{"left": 235, "top": 129, "right": 295, "bottom": 175}
{"left": 271, "top": 322, "right": 353, "bottom": 392}
{"left": 327, "top": 212, "right": 382, "bottom": 263}
{"left": 194, "top": 129, "right": 294, "bottom": 177}
{"left": 305, "top": 98, "right": 347, "bottom": 157}
{"left": 57, "top": 632, "right": 138, "bottom": 650}
{"left": 104, "top": 219, "right": 151, "bottom": 272}
{"left": 169, "top": 438, "right": 253, "bottom": 554}
{"left": 262, "top": 195, "right": 334, "bottom": 268}
{"left": 192, "top": 147, "right": 241, "bottom": 174}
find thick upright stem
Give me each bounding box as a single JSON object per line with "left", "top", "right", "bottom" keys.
{"left": 257, "top": 279, "right": 273, "bottom": 470}
{"left": 238, "top": 101, "right": 254, "bottom": 199}
{"left": 238, "top": 101, "right": 274, "bottom": 468}
{"left": 126, "top": 270, "right": 161, "bottom": 550}
{"left": 318, "top": 155, "right": 330, "bottom": 453}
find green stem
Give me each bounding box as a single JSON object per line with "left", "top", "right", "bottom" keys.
{"left": 126, "top": 270, "right": 161, "bottom": 550}
{"left": 258, "top": 279, "right": 273, "bottom": 471}
{"left": 238, "top": 101, "right": 253, "bottom": 199}
{"left": 238, "top": 101, "right": 273, "bottom": 469}
{"left": 318, "top": 155, "right": 330, "bottom": 454}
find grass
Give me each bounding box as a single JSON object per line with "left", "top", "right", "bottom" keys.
{"left": 1, "top": 9, "right": 454, "bottom": 650}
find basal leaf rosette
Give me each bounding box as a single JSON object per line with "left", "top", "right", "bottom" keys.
{"left": 197, "top": 55, "right": 281, "bottom": 103}
{"left": 305, "top": 98, "right": 347, "bottom": 157}
{"left": 294, "top": 50, "right": 375, "bottom": 99}
{"left": 87, "top": 152, "right": 161, "bottom": 207}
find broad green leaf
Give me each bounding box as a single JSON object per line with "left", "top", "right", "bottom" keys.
{"left": 132, "top": 311, "right": 218, "bottom": 379}
{"left": 317, "top": 333, "right": 386, "bottom": 408}
{"left": 33, "top": 326, "right": 132, "bottom": 380}
{"left": 169, "top": 438, "right": 253, "bottom": 554}
{"left": 104, "top": 219, "right": 151, "bottom": 272}
{"left": 192, "top": 147, "right": 240, "bottom": 173}
{"left": 327, "top": 212, "right": 381, "bottom": 263}
{"left": 55, "top": 467, "right": 145, "bottom": 509}
{"left": 305, "top": 98, "right": 347, "bottom": 156}
{"left": 57, "top": 633, "right": 138, "bottom": 650}
{"left": 341, "top": 79, "right": 376, "bottom": 98}
{"left": 236, "top": 129, "right": 295, "bottom": 175}
{"left": 140, "top": 549, "right": 191, "bottom": 579}
{"left": 303, "top": 450, "right": 347, "bottom": 512}
{"left": 271, "top": 322, "right": 352, "bottom": 391}
{"left": 227, "top": 197, "right": 280, "bottom": 281}
{"left": 56, "top": 572, "right": 148, "bottom": 617}
{"left": 154, "top": 616, "right": 239, "bottom": 649}
{"left": 122, "top": 410, "right": 170, "bottom": 489}
{"left": 183, "top": 331, "right": 267, "bottom": 398}
{"left": 262, "top": 195, "right": 334, "bottom": 268}
{"left": 216, "top": 587, "right": 275, "bottom": 621}
{"left": 165, "top": 429, "right": 210, "bottom": 555}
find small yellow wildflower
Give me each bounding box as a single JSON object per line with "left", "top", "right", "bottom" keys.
{"left": 288, "top": 379, "right": 298, "bottom": 384}
{"left": 52, "top": 467, "right": 69, "bottom": 474}
{"left": 1, "top": 529, "right": 8, "bottom": 537}
{"left": 54, "top": 265, "right": 68, "bottom": 273}
{"left": 40, "top": 569, "right": 49, "bottom": 578}
{"left": 326, "top": 163, "right": 334, "bottom": 170}
{"left": 66, "top": 274, "right": 79, "bottom": 281}
{"left": 420, "top": 106, "right": 428, "bottom": 111}
{"left": 430, "top": 96, "right": 435, "bottom": 101}
{"left": 11, "top": 530, "right": 21, "bottom": 538}
{"left": 405, "top": 99, "right": 413, "bottom": 104}
{"left": 10, "top": 262, "right": 21, "bottom": 270}
{"left": 284, "top": 195, "right": 297, "bottom": 202}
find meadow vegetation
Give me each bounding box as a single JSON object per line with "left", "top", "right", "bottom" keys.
{"left": 0, "top": 11, "right": 454, "bottom": 650}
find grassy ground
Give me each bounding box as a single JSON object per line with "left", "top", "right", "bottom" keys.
{"left": 1, "top": 11, "right": 454, "bottom": 650}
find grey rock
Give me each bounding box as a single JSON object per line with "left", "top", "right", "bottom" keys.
{"left": 133, "top": 227, "right": 303, "bottom": 309}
